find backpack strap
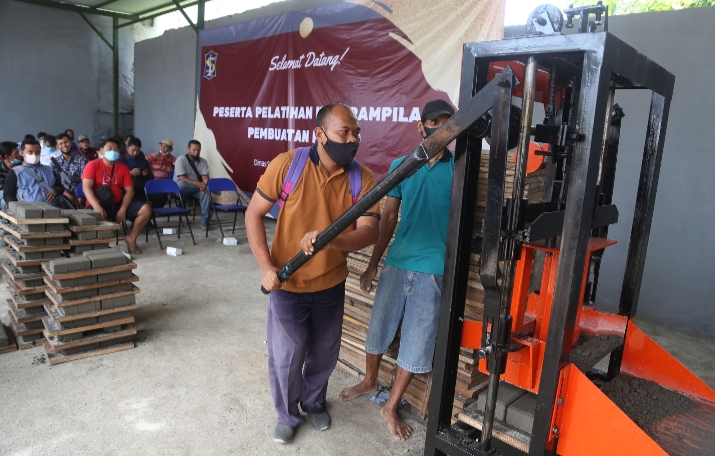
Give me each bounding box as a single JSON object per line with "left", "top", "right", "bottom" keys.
{"left": 348, "top": 160, "right": 362, "bottom": 204}
{"left": 278, "top": 146, "right": 311, "bottom": 208}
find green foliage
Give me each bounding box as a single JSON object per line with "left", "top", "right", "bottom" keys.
{"left": 570, "top": 0, "right": 715, "bottom": 15}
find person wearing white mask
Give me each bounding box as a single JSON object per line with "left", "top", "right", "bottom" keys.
{"left": 4, "top": 139, "right": 65, "bottom": 207}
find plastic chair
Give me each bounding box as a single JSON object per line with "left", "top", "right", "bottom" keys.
{"left": 144, "top": 180, "right": 196, "bottom": 249}
{"left": 206, "top": 178, "right": 248, "bottom": 239}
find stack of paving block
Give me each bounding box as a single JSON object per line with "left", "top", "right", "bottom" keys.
{"left": 338, "top": 198, "right": 435, "bottom": 417}
{"left": 41, "top": 248, "right": 139, "bottom": 365}
{"left": 62, "top": 209, "right": 120, "bottom": 256}
{"left": 1, "top": 202, "right": 70, "bottom": 349}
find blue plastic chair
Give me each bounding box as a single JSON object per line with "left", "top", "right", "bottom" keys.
{"left": 144, "top": 179, "right": 196, "bottom": 249}
{"left": 206, "top": 178, "right": 248, "bottom": 239}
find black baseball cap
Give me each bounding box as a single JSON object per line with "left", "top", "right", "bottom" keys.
{"left": 421, "top": 99, "right": 455, "bottom": 122}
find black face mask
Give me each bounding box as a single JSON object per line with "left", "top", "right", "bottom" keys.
{"left": 320, "top": 129, "right": 359, "bottom": 166}
{"left": 423, "top": 126, "right": 439, "bottom": 138}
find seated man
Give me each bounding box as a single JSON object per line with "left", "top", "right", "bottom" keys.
{"left": 0, "top": 142, "right": 23, "bottom": 210}
{"left": 173, "top": 140, "right": 211, "bottom": 229}
{"left": 77, "top": 135, "right": 98, "bottom": 161}
{"left": 147, "top": 139, "right": 176, "bottom": 180}
{"left": 82, "top": 137, "right": 152, "bottom": 254}
{"left": 41, "top": 134, "right": 58, "bottom": 166}
{"left": 4, "top": 139, "right": 65, "bottom": 207}
{"left": 118, "top": 136, "right": 153, "bottom": 202}
{"left": 50, "top": 133, "right": 88, "bottom": 208}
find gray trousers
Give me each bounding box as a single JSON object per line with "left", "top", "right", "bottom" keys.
{"left": 267, "top": 282, "right": 345, "bottom": 426}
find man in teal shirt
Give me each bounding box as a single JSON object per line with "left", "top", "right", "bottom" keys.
{"left": 338, "top": 99, "right": 455, "bottom": 441}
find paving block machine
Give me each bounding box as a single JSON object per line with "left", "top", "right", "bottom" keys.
{"left": 423, "top": 3, "right": 715, "bottom": 456}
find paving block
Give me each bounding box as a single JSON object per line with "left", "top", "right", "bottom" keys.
{"left": 77, "top": 209, "right": 102, "bottom": 220}
{"left": 75, "top": 301, "right": 100, "bottom": 314}
{"left": 24, "top": 320, "right": 44, "bottom": 330}
{"left": 30, "top": 202, "right": 61, "bottom": 218}
{"left": 17, "top": 265, "right": 41, "bottom": 274}
{"left": 22, "top": 304, "right": 45, "bottom": 315}
{"left": 22, "top": 238, "right": 45, "bottom": 247}
{"left": 65, "top": 257, "right": 92, "bottom": 273}
{"left": 101, "top": 295, "right": 133, "bottom": 310}
{"left": 100, "top": 334, "right": 133, "bottom": 343}
{"left": 74, "top": 275, "right": 98, "bottom": 286}
{"left": 48, "top": 259, "right": 68, "bottom": 274}
{"left": 63, "top": 343, "right": 100, "bottom": 355}
{"left": 44, "top": 237, "right": 64, "bottom": 245}
{"left": 56, "top": 332, "right": 84, "bottom": 343}
{"left": 84, "top": 247, "right": 119, "bottom": 256}
{"left": 87, "top": 252, "right": 128, "bottom": 269}
{"left": 18, "top": 224, "right": 45, "bottom": 232}
{"left": 96, "top": 229, "right": 115, "bottom": 239}
{"left": 101, "top": 325, "right": 120, "bottom": 334}
{"left": 476, "top": 382, "right": 527, "bottom": 422}
{"left": 70, "top": 245, "right": 94, "bottom": 254}
{"left": 92, "top": 243, "right": 112, "bottom": 250}
{"left": 98, "top": 311, "right": 132, "bottom": 323}
{"left": 74, "top": 231, "right": 97, "bottom": 240}
{"left": 103, "top": 284, "right": 134, "bottom": 294}
{"left": 68, "top": 212, "right": 96, "bottom": 226}
{"left": 20, "top": 333, "right": 43, "bottom": 342}
{"left": 97, "top": 270, "right": 133, "bottom": 283}
{"left": 74, "top": 288, "right": 98, "bottom": 300}
{"left": 43, "top": 250, "right": 62, "bottom": 259}
{"left": 18, "top": 278, "right": 44, "bottom": 288}
{"left": 46, "top": 224, "right": 65, "bottom": 232}
{"left": 506, "top": 393, "right": 537, "bottom": 434}
{"left": 8, "top": 201, "right": 25, "bottom": 214}
{"left": 14, "top": 205, "right": 43, "bottom": 219}
{"left": 18, "top": 251, "right": 43, "bottom": 261}
{"left": 60, "top": 317, "right": 97, "bottom": 329}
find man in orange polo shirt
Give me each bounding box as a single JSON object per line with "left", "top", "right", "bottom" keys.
{"left": 246, "top": 103, "right": 380, "bottom": 444}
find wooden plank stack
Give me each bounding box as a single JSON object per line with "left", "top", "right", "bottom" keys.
{"left": 339, "top": 152, "right": 546, "bottom": 420}
{"left": 61, "top": 209, "right": 120, "bottom": 256}
{"left": 1, "top": 203, "right": 70, "bottom": 349}
{"left": 41, "top": 248, "right": 139, "bottom": 365}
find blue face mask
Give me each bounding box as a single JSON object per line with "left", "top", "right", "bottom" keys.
{"left": 104, "top": 151, "right": 120, "bottom": 162}
{"left": 11, "top": 159, "right": 22, "bottom": 166}
{"left": 46, "top": 147, "right": 56, "bottom": 153}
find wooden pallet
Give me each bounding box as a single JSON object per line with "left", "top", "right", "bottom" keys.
{"left": 44, "top": 326, "right": 135, "bottom": 352}
{"left": 42, "top": 261, "right": 137, "bottom": 281}
{"left": 5, "top": 275, "right": 47, "bottom": 296}
{"left": 9, "top": 321, "right": 45, "bottom": 349}
{"left": 7, "top": 299, "right": 45, "bottom": 324}
{"left": 44, "top": 302, "right": 138, "bottom": 323}
{"left": 1, "top": 260, "right": 44, "bottom": 281}
{"left": 44, "top": 274, "right": 139, "bottom": 295}
{"left": 0, "top": 222, "right": 69, "bottom": 239}
{"left": 46, "top": 286, "right": 140, "bottom": 308}
{"left": 4, "top": 235, "right": 69, "bottom": 253}
{"left": 67, "top": 237, "right": 116, "bottom": 246}
{"left": 2, "top": 248, "right": 51, "bottom": 267}
{"left": 68, "top": 221, "right": 120, "bottom": 233}
{"left": 0, "top": 210, "right": 68, "bottom": 225}
{"left": 42, "top": 315, "right": 135, "bottom": 336}
{"left": 7, "top": 290, "right": 51, "bottom": 309}
{"left": 44, "top": 340, "right": 134, "bottom": 365}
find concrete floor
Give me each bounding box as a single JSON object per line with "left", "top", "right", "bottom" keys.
{"left": 0, "top": 217, "right": 713, "bottom": 455}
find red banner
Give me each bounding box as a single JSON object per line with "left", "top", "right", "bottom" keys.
{"left": 197, "top": 4, "right": 448, "bottom": 191}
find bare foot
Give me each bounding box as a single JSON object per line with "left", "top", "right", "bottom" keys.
{"left": 338, "top": 381, "right": 377, "bottom": 402}
{"left": 381, "top": 406, "right": 412, "bottom": 441}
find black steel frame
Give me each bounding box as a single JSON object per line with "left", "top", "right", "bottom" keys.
{"left": 425, "top": 31, "right": 674, "bottom": 456}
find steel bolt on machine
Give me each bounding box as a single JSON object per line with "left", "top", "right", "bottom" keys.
{"left": 261, "top": 3, "right": 715, "bottom": 455}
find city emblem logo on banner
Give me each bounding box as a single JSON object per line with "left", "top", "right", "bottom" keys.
{"left": 204, "top": 50, "right": 218, "bottom": 80}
